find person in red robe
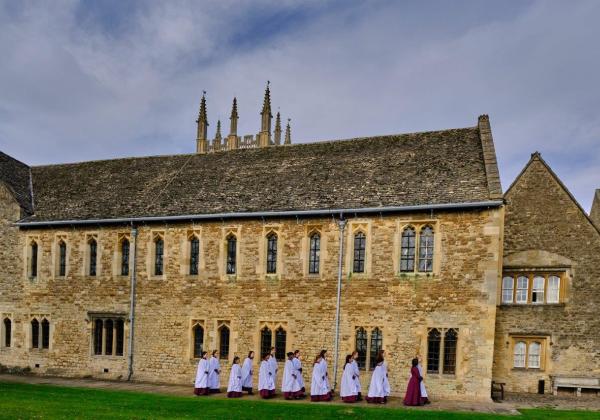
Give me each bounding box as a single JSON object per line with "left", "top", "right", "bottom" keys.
{"left": 403, "top": 358, "right": 423, "bottom": 406}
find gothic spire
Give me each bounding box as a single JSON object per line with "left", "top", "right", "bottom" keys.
{"left": 215, "top": 119, "right": 222, "bottom": 140}
{"left": 229, "top": 97, "right": 238, "bottom": 136}
{"left": 196, "top": 91, "right": 209, "bottom": 153}
{"left": 284, "top": 118, "right": 291, "bottom": 145}
{"left": 260, "top": 81, "right": 272, "bottom": 134}
{"left": 274, "top": 111, "right": 282, "bottom": 145}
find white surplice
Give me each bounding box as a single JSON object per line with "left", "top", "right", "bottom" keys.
{"left": 351, "top": 360, "right": 362, "bottom": 393}
{"left": 293, "top": 357, "right": 305, "bottom": 389}
{"left": 282, "top": 359, "right": 301, "bottom": 393}
{"left": 310, "top": 359, "right": 330, "bottom": 396}
{"left": 258, "top": 360, "right": 275, "bottom": 391}
{"left": 227, "top": 363, "right": 242, "bottom": 393}
{"left": 241, "top": 357, "right": 253, "bottom": 389}
{"left": 417, "top": 363, "right": 428, "bottom": 398}
{"left": 367, "top": 363, "right": 391, "bottom": 398}
{"left": 340, "top": 362, "right": 360, "bottom": 398}
{"left": 208, "top": 356, "right": 221, "bottom": 389}
{"left": 194, "top": 358, "right": 209, "bottom": 389}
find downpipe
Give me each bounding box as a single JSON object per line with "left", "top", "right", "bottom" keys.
{"left": 332, "top": 217, "right": 346, "bottom": 391}
{"left": 127, "top": 227, "right": 138, "bottom": 381}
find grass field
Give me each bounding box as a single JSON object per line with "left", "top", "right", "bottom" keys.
{"left": 1, "top": 382, "right": 599, "bottom": 419}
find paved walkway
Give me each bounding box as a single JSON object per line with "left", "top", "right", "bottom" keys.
{"left": 0, "top": 373, "right": 520, "bottom": 415}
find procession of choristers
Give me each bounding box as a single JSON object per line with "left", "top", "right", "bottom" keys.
{"left": 194, "top": 348, "right": 430, "bottom": 406}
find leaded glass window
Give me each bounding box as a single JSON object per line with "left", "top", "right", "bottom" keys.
{"left": 88, "top": 239, "right": 97, "bottom": 276}
{"left": 427, "top": 328, "right": 441, "bottom": 373}
{"left": 105, "top": 319, "right": 114, "bottom": 355}
{"left": 266, "top": 233, "right": 277, "bottom": 274}
{"left": 94, "top": 319, "right": 103, "bottom": 355}
{"left": 154, "top": 237, "right": 164, "bottom": 276}
{"left": 369, "top": 328, "right": 383, "bottom": 370}
{"left": 355, "top": 327, "right": 367, "bottom": 370}
{"left": 41, "top": 319, "right": 50, "bottom": 349}
{"left": 31, "top": 319, "right": 39, "bottom": 349}
{"left": 502, "top": 276, "right": 514, "bottom": 303}
{"left": 58, "top": 241, "right": 66, "bottom": 277}
{"left": 3, "top": 318, "right": 11, "bottom": 348}
{"left": 443, "top": 328, "right": 458, "bottom": 374}
{"left": 418, "top": 226, "right": 434, "bottom": 272}
{"left": 516, "top": 276, "right": 528, "bottom": 303}
{"left": 193, "top": 324, "right": 204, "bottom": 358}
{"left": 547, "top": 276, "right": 560, "bottom": 303}
{"left": 532, "top": 276, "right": 545, "bottom": 304}
{"left": 514, "top": 341, "right": 526, "bottom": 368}
{"left": 400, "top": 227, "right": 416, "bottom": 272}
{"left": 353, "top": 232, "right": 366, "bottom": 273}
{"left": 115, "top": 319, "right": 124, "bottom": 356}
{"left": 190, "top": 237, "right": 200, "bottom": 275}
{"left": 219, "top": 325, "right": 230, "bottom": 360}
{"left": 260, "top": 327, "right": 272, "bottom": 358}
{"left": 275, "top": 327, "right": 286, "bottom": 360}
{"left": 226, "top": 235, "right": 236, "bottom": 275}
{"left": 309, "top": 233, "right": 320, "bottom": 274}
{"left": 528, "top": 342, "right": 541, "bottom": 368}
{"left": 121, "top": 239, "right": 130, "bottom": 276}
{"left": 30, "top": 242, "right": 38, "bottom": 278}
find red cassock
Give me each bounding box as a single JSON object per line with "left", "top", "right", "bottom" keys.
{"left": 403, "top": 366, "right": 422, "bottom": 406}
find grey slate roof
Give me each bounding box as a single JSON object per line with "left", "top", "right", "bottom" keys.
{"left": 0, "top": 151, "right": 32, "bottom": 214}
{"left": 9, "top": 125, "right": 500, "bottom": 224}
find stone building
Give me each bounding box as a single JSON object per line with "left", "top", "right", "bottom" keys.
{"left": 0, "top": 86, "right": 597, "bottom": 400}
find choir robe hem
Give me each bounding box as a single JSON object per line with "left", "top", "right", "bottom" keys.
{"left": 283, "top": 391, "right": 304, "bottom": 400}
{"left": 209, "top": 388, "right": 221, "bottom": 394}
{"left": 259, "top": 389, "right": 276, "bottom": 399}
{"left": 310, "top": 392, "right": 332, "bottom": 402}
{"left": 193, "top": 387, "right": 209, "bottom": 396}
{"left": 227, "top": 391, "right": 243, "bottom": 398}
{"left": 366, "top": 396, "right": 388, "bottom": 404}
{"left": 342, "top": 395, "right": 358, "bottom": 403}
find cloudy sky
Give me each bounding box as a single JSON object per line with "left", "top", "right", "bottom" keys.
{"left": 0, "top": 0, "right": 598, "bottom": 210}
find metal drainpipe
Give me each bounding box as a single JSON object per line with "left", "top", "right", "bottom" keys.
{"left": 127, "top": 227, "right": 138, "bottom": 381}
{"left": 332, "top": 217, "right": 346, "bottom": 391}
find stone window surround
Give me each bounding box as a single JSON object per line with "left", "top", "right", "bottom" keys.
{"left": 425, "top": 327, "right": 460, "bottom": 377}
{"left": 500, "top": 270, "right": 568, "bottom": 305}
{"left": 301, "top": 225, "right": 326, "bottom": 278}
{"left": 217, "top": 320, "right": 231, "bottom": 361}
{"left": 148, "top": 231, "right": 166, "bottom": 280}
{"left": 189, "top": 319, "right": 206, "bottom": 360}
{"left": 89, "top": 313, "right": 127, "bottom": 358}
{"left": 25, "top": 235, "right": 40, "bottom": 280}
{"left": 1, "top": 313, "right": 13, "bottom": 349}
{"left": 394, "top": 219, "right": 441, "bottom": 276}
{"left": 509, "top": 335, "right": 548, "bottom": 371}
{"left": 52, "top": 234, "right": 69, "bottom": 278}
{"left": 182, "top": 229, "right": 203, "bottom": 277}
{"left": 83, "top": 233, "right": 100, "bottom": 277}
{"left": 114, "top": 232, "right": 131, "bottom": 277}
{"left": 345, "top": 220, "right": 372, "bottom": 277}
{"left": 29, "top": 314, "right": 51, "bottom": 351}
{"left": 258, "top": 225, "right": 283, "bottom": 278}
{"left": 219, "top": 226, "right": 241, "bottom": 280}
{"left": 257, "top": 321, "right": 289, "bottom": 362}
{"left": 353, "top": 325, "right": 384, "bottom": 371}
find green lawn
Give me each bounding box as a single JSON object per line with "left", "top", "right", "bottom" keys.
{"left": 0, "top": 382, "right": 598, "bottom": 419}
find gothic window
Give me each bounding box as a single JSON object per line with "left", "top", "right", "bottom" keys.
{"left": 260, "top": 327, "right": 272, "bottom": 358}
{"left": 30, "top": 241, "right": 38, "bottom": 278}
{"left": 154, "top": 237, "right": 164, "bottom": 276}
{"left": 219, "top": 325, "right": 230, "bottom": 360}
{"left": 502, "top": 276, "right": 514, "bottom": 304}
{"left": 226, "top": 235, "right": 236, "bottom": 275}
{"left": 275, "top": 327, "right": 286, "bottom": 360}
{"left": 89, "top": 238, "right": 97, "bottom": 276}
{"left": 41, "top": 319, "right": 49, "bottom": 349}
{"left": 400, "top": 227, "right": 416, "bottom": 272}
{"left": 105, "top": 319, "right": 114, "bottom": 355}
{"left": 516, "top": 276, "right": 528, "bottom": 304}
{"left": 193, "top": 324, "right": 204, "bottom": 358}
{"left": 353, "top": 231, "right": 366, "bottom": 273}
{"left": 369, "top": 328, "right": 383, "bottom": 370}
{"left": 308, "top": 233, "right": 320, "bottom": 274}
{"left": 266, "top": 233, "right": 277, "bottom": 274}
{"left": 528, "top": 342, "right": 541, "bottom": 369}
{"left": 94, "top": 319, "right": 103, "bottom": 355}
{"left": 3, "top": 318, "right": 11, "bottom": 348}
{"left": 355, "top": 327, "right": 367, "bottom": 370}
{"left": 443, "top": 328, "right": 458, "bottom": 374}
{"left": 189, "top": 237, "right": 200, "bottom": 275}
{"left": 115, "top": 319, "right": 124, "bottom": 356}
{"left": 418, "top": 226, "right": 434, "bottom": 272}
{"left": 58, "top": 240, "right": 67, "bottom": 277}
{"left": 31, "top": 319, "right": 40, "bottom": 349}
{"left": 513, "top": 341, "right": 526, "bottom": 368}
{"left": 532, "top": 276, "right": 545, "bottom": 304}
{"left": 121, "top": 239, "right": 130, "bottom": 276}
{"left": 427, "top": 328, "right": 441, "bottom": 373}
{"left": 547, "top": 276, "right": 560, "bottom": 303}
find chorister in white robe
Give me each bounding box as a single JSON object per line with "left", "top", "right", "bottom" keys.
{"left": 258, "top": 359, "right": 276, "bottom": 398}
{"left": 227, "top": 363, "right": 243, "bottom": 397}
{"left": 417, "top": 363, "right": 428, "bottom": 400}
{"left": 351, "top": 360, "right": 362, "bottom": 393}
{"left": 340, "top": 362, "right": 361, "bottom": 402}
{"left": 208, "top": 356, "right": 221, "bottom": 391}
{"left": 241, "top": 357, "right": 254, "bottom": 391}
{"left": 282, "top": 359, "right": 302, "bottom": 399}
{"left": 310, "top": 359, "right": 332, "bottom": 401}
{"left": 366, "top": 362, "right": 391, "bottom": 403}
{"left": 194, "top": 358, "right": 210, "bottom": 395}
{"left": 269, "top": 355, "right": 278, "bottom": 380}
{"left": 292, "top": 357, "right": 305, "bottom": 391}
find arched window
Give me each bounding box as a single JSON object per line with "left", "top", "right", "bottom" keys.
{"left": 89, "top": 238, "right": 97, "bottom": 276}
{"left": 105, "top": 319, "right": 114, "bottom": 355}
{"left": 353, "top": 232, "right": 366, "bottom": 273}
{"left": 532, "top": 276, "right": 545, "bottom": 303}
{"left": 369, "top": 328, "right": 383, "bottom": 370}
{"left": 226, "top": 235, "right": 236, "bottom": 275}
{"left": 418, "top": 226, "right": 434, "bottom": 272}
{"left": 94, "top": 319, "right": 103, "bottom": 355}
{"left": 115, "top": 319, "right": 124, "bottom": 356}
{"left": 355, "top": 328, "right": 367, "bottom": 370}
{"left": 400, "top": 227, "right": 416, "bottom": 272}
{"left": 516, "top": 276, "right": 528, "bottom": 304}
{"left": 154, "top": 237, "right": 164, "bottom": 276}
{"left": 427, "top": 328, "right": 441, "bottom": 373}
{"left": 547, "top": 276, "right": 560, "bottom": 303}
{"left": 58, "top": 240, "right": 67, "bottom": 277}
{"left": 189, "top": 237, "right": 200, "bottom": 275}
{"left": 443, "top": 328, "right": 458, "bottom": 374}
{"left": 260, "top": 327, "right": 272, "bottom": 358}
{"left": 275, "top": 327, "right": 286, "bottom": 360}
{"left": 266, "top": 233, "right": 278, "bottom": 274}
{"left": 41, "top": 318, "right": 50, "bottom": 349}
{"left": 3, "top": 318, "right": 11, "bottom": 348}
{"left": 514, "top": 341, "right": 526, "bottom": 368}
{"left": 30, "top": 241, "right": 38, "bottom": 278}
{"left": 31, "top": 319, "right": 39, "bottom": 349}
{"left": 502, "top": 276, "right": 514, "bottom": 304}
{"left": 308, "top": 233, "right": 320, "bottom": 274}
{"left": 193, "top": 324, "right": 204, "bottom": 358}
{"left": 528, "top": 342, "right": 541, "bottom": 368}
{"left": 121, "top": 239, "right": 130, "bottom": 276}
{"left": 219, "top": 325, "right": 230, "bottom": 360}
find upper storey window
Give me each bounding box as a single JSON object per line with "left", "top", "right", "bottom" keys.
{"left": 226, "top": 234, "right": 236, "bottom": 275}
{"left": 189, "top": 236, "right": 200, "bottom": 275}
{"left": 121, "top": 238, "right": 130, "bottom": 276}
{"left": 399, "top": 224, "right": 436, "bottom": 274}
{"left": 308, "top": 232, "right": 320, "bottom": 275}
{"left": 154, "top": 236, "right": 164, "bottom": 276}
{"left": 353, "top": 232, "right": 366, "bottom": 273}
{"left": 400, "top": 227, "right": 416, "bottom": 272}
{"left": 501, "top": 273, "right": 564, "bottom": 305}
{"left": 58, "top": 240, "right": 67, "bottom": 277}
{"left": 29, "top": 241, "right": 39, "bottom": 278}
{"left": 88, "top": 238, "right": 97, "bottom": 276}
{"left": 266, "top": 232, "right": 278, "bottom": 274}
{"left": 418, "top": 226, "right": 434, "bottom": 272}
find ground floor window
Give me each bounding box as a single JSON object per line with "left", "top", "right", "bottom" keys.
{"left": 427, "top": 327, "right": 458, "bottom": 374}
{"left": 2, "top": 317, "right": 11, "bottom": 348}
{"left": 31, "top": 317, "right": 50, "bottom": 350}
{"left": 259, "top": 323, "right": 287, "bottom": 360}
{"left": 511, "top": 336, "right": 546, "bottom": 370}
{"left": 92, "top": 316, "right": 125, "bottom": 356}
{"left": 354, "top": 326, "right": 383, "bottom": 370}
